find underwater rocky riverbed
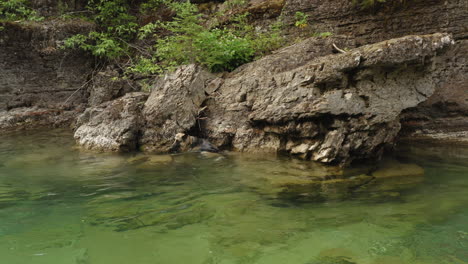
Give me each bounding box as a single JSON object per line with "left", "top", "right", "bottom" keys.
{"left": 0, "top": 130, "right": 467, "bottom": 264}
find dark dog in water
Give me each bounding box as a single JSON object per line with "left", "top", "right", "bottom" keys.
{"left": 170, "top": 133, "right": 219, "bottom": 153}
{"left": 199, "top": 139, "right": 219, "bottom": 153}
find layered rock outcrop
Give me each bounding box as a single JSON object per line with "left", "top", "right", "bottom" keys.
{"left": 74, "top": 33, "right": 453, "bottom": 165}
{"left": 1, "top": 0, "right": 465, "bottom": 145}
{"left": 228, "top": 0, "right": 467, "bottom": 142}
{"left": 0, "top": 20, "right": 94, "bottom": 130}
{"left": 277, "top": 0, "right": 468, "bottom": 142}
{"left": 399, "top": 39, "right": 468, "bottom": 142}
{"left": 202, "top": 33, "right": 453, "bottom": 164}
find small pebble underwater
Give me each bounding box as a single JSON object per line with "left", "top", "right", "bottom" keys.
{"left": 0, "top": 130, "right": 467, "bottom": 264}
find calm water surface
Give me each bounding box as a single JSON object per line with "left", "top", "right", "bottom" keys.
{"left": 0, "top": 130, "right": 467, "bottom": 264}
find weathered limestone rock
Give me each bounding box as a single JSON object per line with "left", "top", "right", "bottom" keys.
{"left": 140, "top": 64, "right": 216, "bottom": 152}
{"left": 277, "top": 0, "right": 468, "bottom": 143}
{"left": 0, "top": 20, "right": 94, "bottom": 130}
{"left": 297, "top": 0, "right": 465, "bottom": 41}
{"left": 203, "top": 33, "right": 453, "bottom": 164}
{"left": 87, "top": 67, "right": 139, "bottom": 106}
{"left": 400, "top": 39, "right": 468, "bottom": 142}
{"left": 74, "top": 92, "right": 148, "bottom": 152}
{"left": 225, "top": 0, "right": 466, "bottom": 143}
{"left": 0, "top": 107, "right": 79, "bottom": 131}
{"left": 71, "top": 33, "right": 452, "bottom": 164}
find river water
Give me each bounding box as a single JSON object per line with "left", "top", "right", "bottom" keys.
{"left": 0, "top": 130, "right": 467, "bottom": 264}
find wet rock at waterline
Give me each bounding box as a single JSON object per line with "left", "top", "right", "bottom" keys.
{"left": 74, "top": 92, "right": 148, "bottom": 152}
{"left": 204, "top": 33, "right": 453, "bottom": 164}
{"left": 72, "top": 34, "right": 453, "bottom": 164}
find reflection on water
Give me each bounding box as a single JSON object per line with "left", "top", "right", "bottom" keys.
{"left": 0, "top": 130, "right": 467, "bottom": 264}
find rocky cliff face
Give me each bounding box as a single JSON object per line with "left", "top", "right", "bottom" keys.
{"left": 201, "top": 34, "right": 453, "bottom": 164}
{"left": 232, "top": 0, "right": 467, "bottom": 142}
{"left": 1, "top": 0, "right": 466, "bottom": 162}
{"left": 0, "top": 20, "right": 94, "bottom": 130}
{"left": 399, "top": 39, "right": 468, "bottom": 142}
{"left": 279, "top": 0, "right": 467, "bottom": 142}
{"left": 74, "top": 33, "right": 453, "bottom": 165}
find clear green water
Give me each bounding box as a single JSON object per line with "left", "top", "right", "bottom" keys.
{"left": 0, "top": 130, "right": 467, "bottom": 264}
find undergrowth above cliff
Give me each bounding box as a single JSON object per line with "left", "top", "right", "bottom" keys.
{"left": 0, "top": 0, "right": 43, "bottom": 21}
{"left": 62, "top": 0, "right": 285, "bottom": 75}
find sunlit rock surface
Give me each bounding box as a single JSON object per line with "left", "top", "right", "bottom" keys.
{"left": 73, "top": 34, "right": 453, "bottom": 165}
{"left": 204, "top": 33, "right": 453, "bottom": 164}
{"left": 74, "top": 92, "right": 148, "bottom": 152}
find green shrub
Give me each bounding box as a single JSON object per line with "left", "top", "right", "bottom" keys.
{"left": 62, "top": 0, "right": 138, "bottom": 59}
{"left": 63, "top": 32, "right": 125, "bottom": 58}
{"left": 140, "top": 0, "right": 166, "bottom": 14}
{"left": 313, "top": 32, "right": 333, "bottom": 38}
{"left": 139, "top": 2, "right": 284, "bottom": 73}
{"left": 63, "top": 0, "right": 285, "bottom": 75}
{"left": 294, "top": 12, "right": 308, "bottom": 28}
{"left": 0, "top": 0, "right": 43, "bottom": 21}
{"left": 148, "top": 2, "right": 255, "bottom": 72}
{"left": 194, "top": 29, "right": 255, "bottom": 72}
{"left": 226, "top": 0, "right": 248, "bottom": 8}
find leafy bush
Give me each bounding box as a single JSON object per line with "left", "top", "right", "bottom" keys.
{"left": 138, "top": 1, "right": 284, "bottom": 73}
{"left": 294, "top": 12, "right": 308, "bottom": 28}
{"left": 313, "top": 32, "right": 333, "bottom": 38}
{"left": 62, "top": 0, "right": 137, "bottom": 59}
{"left": 64, "top": 32, "right": 125, "bottom": 58}
{"left": 63, "top": 0, "right": 285, "bottom": 75}
{"left": 0, "top": 0, "right": 43, "bottom": 21}
{"left": 193, "top": 29, "right": 255, "bottom": 72}
{"left": 226, "top": 0, "right": 248, "bottom": 8}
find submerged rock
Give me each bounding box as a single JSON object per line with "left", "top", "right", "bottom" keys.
{"left": 127, "top": 154, "right": 174, "bottom": 169}
{"left": 234, "top": 156, "right": 425, "bottom": 201}
{"left": 74, "top": 92, "right": 148, "bottom": 152}
{"left": 4, "top": 152, "right": 63, "bottom": 168}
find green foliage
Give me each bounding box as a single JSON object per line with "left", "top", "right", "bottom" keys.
{"left": 0, "top": 0, "right": 43, "bottom": 21}
{"left": 127, "top": 57, "right": 164, "bottom": 75}
{"left": 294, "top": 11, "right": 308, "bottom": 28}
{"left": 226, "top": 0, "right": 248, "bottom": 8}
{"left": 89, "top": 0, "right": 138, "bottom": 37}
{"left": 139, "top": 0, "right": 166, "bottom": 14}
{"left": 194, "top": 29, "right": 255, "bottom": 72}
{"left": 313, "top": 32, "right": 333, "bottom": 38}
{"left": 62, "top": 0, "right": 138, "bottom": 59}
{"left": 63, "top": 0, "right": 285, "bottom": 75}
{"left": 249, "top": 19, "right": 285, "bottom": 57}
{"left": 63, "top": 32, "right": 124, "bottom": 58}
{"left": 138, "top": 3, "right": 284, "bottom": 73}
